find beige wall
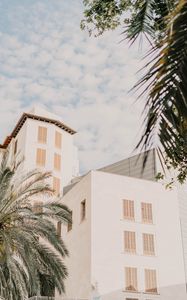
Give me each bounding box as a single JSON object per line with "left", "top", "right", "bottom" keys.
{"left": 61, "top": 172, "right": 92, "bottom": 300}
{"left": 61, "top": 170, "right": 187, "bottom": 300}
{"left": 91, "top": 171, "right": 186, "bottom": 300}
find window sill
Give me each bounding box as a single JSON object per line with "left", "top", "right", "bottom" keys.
{"left": 120, "top": 219, "right": 155, "bottom": 225}
{"left": 123, "top": 290, "right": 159, "bottom": 296}
{"left": 122, "top": 251, "right": 137, "bottom": 255}
{"left": 143, "top": 291, "right": 159, "bottom": 295}
{"left": 123, "top": 290, "right": 140, "bottom": 294}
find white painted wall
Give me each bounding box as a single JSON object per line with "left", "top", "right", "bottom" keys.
{"left": 61, "top": 170, "right": 187, "bottom": 300}
{"left": 91, "top": 171, "right": 186, "bottom": 300}
{"left": 60, "top": 173, "right": 92, "bottom": 300}
{"left": 3, "top": 108, "right": 79, "bottom": 196}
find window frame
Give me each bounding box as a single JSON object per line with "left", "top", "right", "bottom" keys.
{"left": 36, "top": 148, "right": 46, "bottom": 167}
{"left": 123, "top": 199, "right": 135, "bottom": 221}
{"left": 125, "top": 267, "right": 138, "bottom": 292}
{"left": 80, "top": 199, "right": 86, "bottom": 222}
{"left": 55, "top": 131, "right": 62, "bottom": 149}
{"left": 38, "top": 126, "right": 47, "bottom": 144}
{"left": 143, "top": 233, "right": 155, "bottom": 256}
{"left": 54, "top": 153, "right": 61, "bottom": 171}
{"left": 144, "top": 269, "right": 158, "bottom": 294}
{"left": 124, "top": 231, "right": 136, "bottom": 254}
{"left": 53, "top": 176, "right": 61, "bottom": 195}
{"left": 141, "top": 202, "right": 153, "bottom": 224}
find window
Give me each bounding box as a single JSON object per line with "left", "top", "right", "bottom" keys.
{"left": 145, "top": 269, "right": 157, "bottom": 294}
{"left": 38, "top": 126, "right": 47, "bottom": 144}
{"left": 57, "top": 221, "right": 61, "bottom": 237}
{"left": 54, "top": 153, "right": 61, "bottom": 171}
{"left": 123, "top": 199, "right": 135, "bottom": 221}
{"left": 143, "top": 233, "right": 155, "bottom": 256}
{"left": 80, "top": 199, "right": 86, "bottom": 222}
{"left": 55, "top": 131, "right": 62, "bottom": 149}
{"left": 125, "top": 267, "right": 138, "bottom": 291}
{"left": 14, "top": 140, "right": 17, "bottom": 154}
{"left": 67, "top": 211, "right": 72, "bottom": 232}
{"left": 141, "top": 203, "right": 153, "bottom": 223}
{"left": 124, "top": 231, "right": 136, "bottom": 253}
{"left": 36, "top": 148, "right": 46, "bottom": 167}
{"left": 53, "top": 177, "right": 60, "bottom": 195}
{"left": 33, "top": 201, "right": 43, "bottom": 214}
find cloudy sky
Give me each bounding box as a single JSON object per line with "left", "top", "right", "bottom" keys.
{"left": 0, "top": 0, "right": 147, "bottom": 173}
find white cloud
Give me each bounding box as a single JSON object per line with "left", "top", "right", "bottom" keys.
{"left": 0, "top": 0, "right": 147, "bottom": 173}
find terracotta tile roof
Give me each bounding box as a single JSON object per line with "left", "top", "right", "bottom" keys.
{"left": 0, "top": 113, "right": 76, "bottom": 149}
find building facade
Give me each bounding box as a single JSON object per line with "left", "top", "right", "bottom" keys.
{"left": 0, "top": 107, "right": 79, "bottom": 299}
{"left": 0, "top": 106, "right": 79, "bottom": 194}
{"left": 61, "top": 170, "right": 187, "bottom": 300}
{"left": 1, "top": 109, "right": 187, "bottom": 300}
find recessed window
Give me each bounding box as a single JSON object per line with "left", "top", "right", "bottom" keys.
{"left": 145, "top": 269, "right": 158, "bottom": 294}
{"left": 141, "top": 203, "right": 153, "bottom": 223}
{"left": 125, "top": 267, "right": 138, "bottom": 292}
{"left": 38, "top": 126, "right": 47, "bottom": 144}
{"left": 53, "top": 177, "right": 60, "bottom": 195}
{"left": 54, "top": 153, "right": 61, "bottom": 171}
{"left": 124, "top": 231, "right": 136, "bottom": 253}
{"left": 36, "top": 148, "right": 46, "bottom": 167}
{"left": 55, "top": 131, "right": 62, "bottom": 149}
{"left": 123, "top": 199, "right": 135, "bottom": 221}
{"left": 80, "top": 199, "right": 86, "bottom": 222}
{"left": 143, "top": 233, "right": 155, "bottom": 256}
{"left": 67, "top": 211, "right": 72, "bottom": 232}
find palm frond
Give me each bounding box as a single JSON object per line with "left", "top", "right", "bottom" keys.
{"left": 137, "top": 0, "right": 187, "bottom": 182}
{"left": 0, "top": 153, "right": 71, "bottom": 299}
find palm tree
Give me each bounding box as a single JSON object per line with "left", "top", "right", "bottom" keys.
{"left": 82, "top": 0, "right": 187, "bottom": 182}
{"left": 130, "top": 0, "right": 187, "bottom": 183}
{"left": 0, "top": 153, "right": 71, "bottom": 299}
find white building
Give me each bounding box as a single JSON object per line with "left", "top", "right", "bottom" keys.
{"left": 0, "top": 106, "right": 79, "bottom": 194}
{"left": 61, "top": 152, "right": 187, "bottom": 300}
{"left": 1, "top": 109, "right": 187, "bottom": 300}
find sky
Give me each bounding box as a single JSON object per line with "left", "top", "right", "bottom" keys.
{"left": 0, "top": 0, "right": 147, "bottom": 174}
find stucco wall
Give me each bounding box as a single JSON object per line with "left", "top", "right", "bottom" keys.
{"left": 91, "top": 171, "right": 186, "bottom": 300}
{"left": 60, "top": 173, "right": 92, "bottom": 300}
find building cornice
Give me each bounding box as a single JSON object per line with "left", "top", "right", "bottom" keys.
{"left": 0, "top": 112, "right": 76, "bottom": 149}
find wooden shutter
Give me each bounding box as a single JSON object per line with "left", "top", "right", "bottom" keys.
{"left": 53, "top": 177, "right": 60, "bottom": 195}
{"left": 125, "top": 267, "right": 138, "bottom": 291}
{"left": 55, "top": 131, "right": 62, "bottom": 149}
{"left": 123, "top": 200, "right": 135, "bottom": 220}
{"left": 145, "top": 269, "right": 157, "bottom": 293}
{"left": 141, "top": 203, "right": 153, "bottom": 223}
{"left": 36, "top": 148, "right": 46, "bottom": 166}
{"left": 81, "top": 200, "right": 86, "bottom": 221}
{"left": 38, "top": 126, "right": 47, "bottom": 144}
{"left": 143, "top": 233, "right": 155, "bottom": 255}
{"left": 124, "top": 231, "right": 136, "bottom": 253}
{"left": 54, "top": 153, "right": 61, "bottom": 171}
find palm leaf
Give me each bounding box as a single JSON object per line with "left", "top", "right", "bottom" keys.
{"left": 136, "top": 0, "right": 187, "bottom": 182}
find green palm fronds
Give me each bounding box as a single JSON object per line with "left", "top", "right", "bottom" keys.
{"left": 137, "top": 0, "right": 187, "bottom": 182}
{"left": 0, "top": 153, "right": 71, "bottom": 299}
